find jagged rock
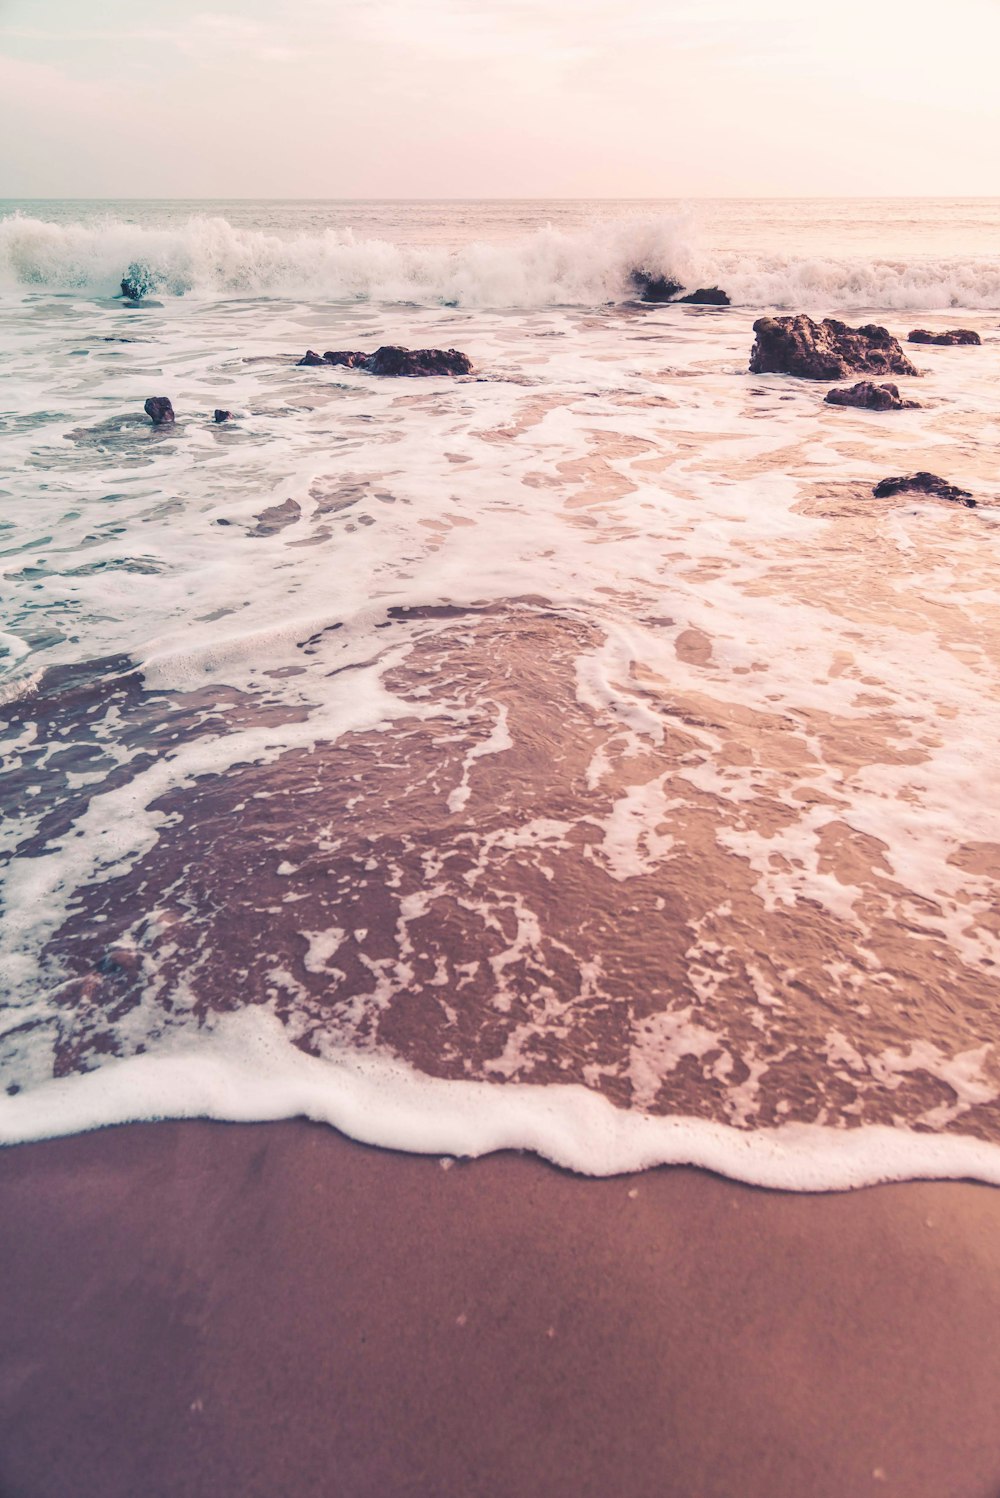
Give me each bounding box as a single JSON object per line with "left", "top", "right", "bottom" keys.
{"left": 630, "top": 270, "right": 684, "bottom": 303}
{"left": 214, "top": 409, "right": 233, "bottom": 423}
{"left": 365, "top": 345, "right": 472, "bottom": 376}
{"left": 297, "top": 346, "right": 472, "bottom": 376}
{"left": 144, "top": 396, "right": 175, "bottom": 426}
{"left": 121, "top": 263, "right": 155, "bottom": 300}
{"left": 675, "top": 287, "right": 731, "bottom": 305}
{"left": 323, "top": 351, "right": 369, "bottom": 368}
{"left": 872, "top": 472, "right": 975, "bottom": 505}
{"left": 749, "top": 315, "right": 920, "bottom": 380}
{"left": 825, "top": 381, "right": 920, "bottom": 411}
{"left": 908, "top": 328, "right": 981, "bottom": 346}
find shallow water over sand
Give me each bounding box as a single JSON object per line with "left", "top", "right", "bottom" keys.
{"left": 2, "top": 204, "right": 999, "bottom": 1184}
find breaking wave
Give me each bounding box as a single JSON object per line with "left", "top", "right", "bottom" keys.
{"left": 1, "top": 210, "right": 999, "bottom": 309}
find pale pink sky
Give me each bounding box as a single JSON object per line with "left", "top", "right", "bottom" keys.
{"left": 2, "top": 0, "right": 999, "bottom": 197}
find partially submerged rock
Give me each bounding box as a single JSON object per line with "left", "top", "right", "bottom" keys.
{"left": 366, "top": 345, "right": 472, "bottom": 376}
{"left": 872, "top": 472, "right": 975, "bottom": 505}
{"left": 628, "top": 272, "right": 731, "bottom": 305}
{"left": 323, "top": 351, "right": 369, "bottom": 368}
{"left": 629, "top": 270, "right": 684, "bottom": 302}
{"left": 749, "top": 315, "right": 919, "bottom": 380}
{"left": 144, "top": 396, "right": 175, "bottom": 426}
{"left": 908, "top": 328, "right": 981, "bottom": 346}
{"left": 675, "top": 287, "right": 731, "bottom": 305}
{"left": 825, "top": 381, "right": 920, "bottom": 411}
{"left": 296, "top": 345, "right": 473, "bottom": 376}
{"left": 213, "top": 409, "right": 233, "bottom": 423}
{"left": 296, "top": 349, "right": 369, "bottom": 369}
{"left": 121, "top": 263, "right": 156, "bottom": 300}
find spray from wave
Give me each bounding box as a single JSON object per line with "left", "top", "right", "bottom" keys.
{"left": 2, "top": 211, "right": 999, "bottom": 309}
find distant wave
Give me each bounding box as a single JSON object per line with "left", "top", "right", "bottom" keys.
{"left": 1, "top": 211, "right": 998, "bottom": 309}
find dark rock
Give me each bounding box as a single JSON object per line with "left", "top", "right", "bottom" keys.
{"left": 143, "top": 396, "right": 175, "bottom": 426}
{"left": 630, "top": 270, "right": 684, "bottom": 303}
{"left": 825, "top": 381, "right": 920, "bottom": 412}
{"left": 120, "top": 263, "right": 155, "bottom": 300}
{"left": 364, "top": 345, "right": 473, "bottom": 376}
{"left": 908, "top": 328, "right": 981, "bottom": 346}
{"left": 872, "top": 472, "right": 975, "bottom": 506}
{"left": 675, "top": 287, "right": 731, "bottom": 305}
{"left": 749, "top": 315, "right": 920, "bottom": 381}
{"left": 323, "top": 351, "right": 369, "bottom": 368}
{"left": 213, "top": 409, "right": 233, "bottom": 423}
{"left": 297, "top": 346, "right": 473, "bottom": 376}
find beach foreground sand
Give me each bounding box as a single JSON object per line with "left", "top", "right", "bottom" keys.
{"left": 2, "top": 1121, "right": 1000, "bottom": 1497}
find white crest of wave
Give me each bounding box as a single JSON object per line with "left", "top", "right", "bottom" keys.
{"left": 0, "top": 211, "right": 697, "bottom": 307}
{"left": 1, "top": 210, "right": 999, "bottom": 309}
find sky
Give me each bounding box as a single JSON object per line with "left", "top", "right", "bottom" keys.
{"left": 2, "top": 0, "right": 1000, "bottom": 198}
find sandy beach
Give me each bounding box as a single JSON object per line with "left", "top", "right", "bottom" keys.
{"left": 3, "top": 1121, "right": 1000, "bottom": 1497}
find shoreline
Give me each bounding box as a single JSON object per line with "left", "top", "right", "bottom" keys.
{"left": 3, "top": 1118, "right": 1000, "bottom": 1497}
{"left": 6, "top": 1013, "right": 1000, "bottom": 1189}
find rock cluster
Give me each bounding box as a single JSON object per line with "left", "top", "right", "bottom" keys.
{"left": 907, "top": 329, "right": 981, "bottom": 346}
{"left": 825, "top": 381, "right": 920, "bottom": 411}
{"left": 297, "top": 346, "right": 473, "bottom": 376}
{"left": 872, "top": 472, "right": 975, "bottom": 505}
{"left": 750, "top": 315, "right": 919, "bottom": 380}
{"left": 629, "top": 271, "right": 730, "bottom": 305}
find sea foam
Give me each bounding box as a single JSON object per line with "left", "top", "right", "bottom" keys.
{"left": 2, "top": 211, "right": 1000, "bottom": 309}
{"left": 3, "top": 1007, "right": 1000, "bottom": 1191}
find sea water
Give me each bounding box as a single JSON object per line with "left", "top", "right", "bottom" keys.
{"left": 1, "top": 198, "right": 998, "bottom": 1188}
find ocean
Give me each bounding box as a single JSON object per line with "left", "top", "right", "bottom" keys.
{"left": 1, "top": 197, "right": 998, "bottom": 1189}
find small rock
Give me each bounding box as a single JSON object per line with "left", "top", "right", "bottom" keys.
{"left": 297, "top": 350, "right": 327, "bottom": 366}
{"left": 872, "top": 472, "right": 975, "bottom": 505}
{"left": 750, "top": 315, "right": 919, "bottom": 380}
{"left": 825, "top": 381, "right": 920, "bottom": 411}
{"left": 213, "top": 409, "right": 233, "bottom": 423}
{"left": 675, "top": 286, "right": 731, "bottom": 305}
{"left": 907, "top": 328, "right": 981, "bottom": 346}
{"left": 144, "top": 396, "right": 175, "bottom": 426}
{"left": 630, "top": 270, "right": 684, "bottom": 302}
{"left": 120, "top": 262, "right": 155, "bottom": 300}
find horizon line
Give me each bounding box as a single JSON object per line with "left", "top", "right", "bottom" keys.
{"left": 3, "top": 193, "right": 1000, "bottom": 204}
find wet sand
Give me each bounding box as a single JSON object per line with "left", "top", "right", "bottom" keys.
{"left": 2, "top": 1122, "right": 1000, "bottom": 1498}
